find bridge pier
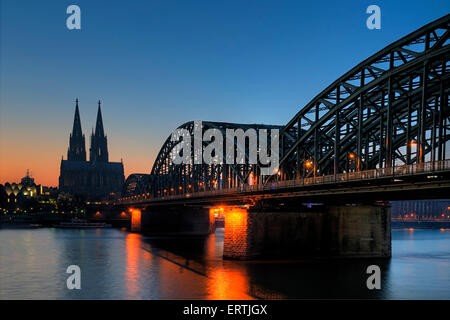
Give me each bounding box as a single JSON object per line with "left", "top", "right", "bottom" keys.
{"left": 223, "top": 203, "right": 391, "bottom": 260}
{"left": 131, "top": 206, "right": 215, "bottom": 235}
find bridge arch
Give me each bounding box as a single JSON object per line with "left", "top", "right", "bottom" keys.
{"left": 149, "top": 121, "right": 282, "bottom": 196}
{"left": 122, "top": 174, "right": 152, "bottom": 198}
{"left": 277, "top": 14, "right": 450, "bottom": 180}
{"left": 123, "top": 15, "right": 449, "bottom": 197}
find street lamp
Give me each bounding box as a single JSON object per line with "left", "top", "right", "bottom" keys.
{"left": 304, "top": 160, "right": 316, "bottom": 178}
{"left": 348, "top": 152, "right": 360, "bottom": 171}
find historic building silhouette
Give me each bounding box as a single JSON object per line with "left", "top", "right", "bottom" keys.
{"left": 59, "top": 99, "right": 124, "bottom": 199}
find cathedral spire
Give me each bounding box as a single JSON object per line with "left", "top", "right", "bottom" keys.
{"left": 90, "top": 99, "right": 109, "bottom": 162}
{"left": 72, "top": 98, "right": 83, "bottom": 137}
{"left": 67, "top": 98, "right": 86, "bottom": 161}
{"left": 94, "top": 100, "right": 105, "bottom": 137}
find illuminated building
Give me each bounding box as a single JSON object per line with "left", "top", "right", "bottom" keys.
{"left": 0, "top": 171, "right": 58, "bottom": 213}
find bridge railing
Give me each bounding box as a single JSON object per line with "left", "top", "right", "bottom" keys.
{"left": 119, "top": 160, "right": 450, "bottom": 204}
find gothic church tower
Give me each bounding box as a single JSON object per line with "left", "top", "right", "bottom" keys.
{"left": 89, "top": 100, "right": 109, "bottom": 162}
{"left": 67, "top": 98, "right": 86, "bottom": 161}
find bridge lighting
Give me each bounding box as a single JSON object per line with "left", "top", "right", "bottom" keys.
{"left": 188, "top": 184, "right": 192, "bottom": 188}
{"left": 179, "top": 186, "right": 182, "bottom": 190}
{"left": 170, "top": 188, "right": 174, "bottom": 192}
{"left": 305, "top": 161, "right": 313, "bottom": 168}
{"left": 348, "top": 153, "right": 356, "bottom": 160}
{"left": 410, "top": 140, "right": 417, "bottom": 147}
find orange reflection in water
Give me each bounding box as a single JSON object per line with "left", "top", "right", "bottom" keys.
{"left": 125, "top": 233, "right": 140, "bottom": 297}
{"left": 205, "top": 206, "right": 253, "bottom": 299}
{"left": 125, "top": 232, "right": 151, "bottom": 298}
{"left": 206, "top": 266, "right": 253, "bottom": 300}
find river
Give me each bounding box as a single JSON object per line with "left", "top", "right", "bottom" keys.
{"left": 0, "top": 227, "right": 449, "bottom": 299}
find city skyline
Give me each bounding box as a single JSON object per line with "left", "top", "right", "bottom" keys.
{"left": 1, "top": 1, "right": 449, "bottom": 186}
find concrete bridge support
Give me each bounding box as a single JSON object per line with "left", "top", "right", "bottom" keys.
{"left": 131, "top": 206, "right": 215, "bottom": 235}
{"left": 223, "top": 204, "right": 391, "bottom": 260}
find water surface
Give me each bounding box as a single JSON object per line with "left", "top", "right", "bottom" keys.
{"left": 0, "top": 228, "right": 449, "bottom": 299}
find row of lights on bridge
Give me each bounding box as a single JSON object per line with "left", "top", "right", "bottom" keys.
{"left": 302, "top": 141, "right": 418, "bottom": 171}
{"left": 118, "top": 180, "right": 230, "bottom": 202}
{"left": 119, "top": 141, "right": 421, "bottom": 202}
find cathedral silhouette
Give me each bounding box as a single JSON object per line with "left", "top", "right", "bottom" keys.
{"left": 59, "top": 99, "right": 125, "bottom": 199}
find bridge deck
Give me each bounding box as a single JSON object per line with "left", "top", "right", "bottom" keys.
{"left": 118, "top": 160, "right": 450, "bottom": 206}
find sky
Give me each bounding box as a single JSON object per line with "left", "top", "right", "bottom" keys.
{"left": 1, "top": 0, "right": 449, "bottom": 186}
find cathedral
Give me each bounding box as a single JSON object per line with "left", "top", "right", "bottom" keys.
{"left": 59, "top": 99, "right": 125, "bottom": 199}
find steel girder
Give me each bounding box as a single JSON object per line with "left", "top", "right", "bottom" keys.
{"left": 150, "top": 121, "right": 283, "bottom": 195}
{"left": 125, "top": 15, "right": 450, "bottom": 198}
{"left": 122, "top": 174, "right": 152, "bottom": 197}
{"left": 277, "top": 14, "right": 450, "bottom": 181}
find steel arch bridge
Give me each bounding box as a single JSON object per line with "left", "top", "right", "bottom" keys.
{"left": 278, "top": 14, "right": 450, "bottom": 180}
{"left": 123, "top": 14, "right": 450, "bottom": 198}
{"left": 149, "top": 121, "right": 283, "bottom": 196}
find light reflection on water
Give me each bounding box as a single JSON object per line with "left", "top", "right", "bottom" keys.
{"left": 0, "top": 228, "right": 449, "bottom": 299}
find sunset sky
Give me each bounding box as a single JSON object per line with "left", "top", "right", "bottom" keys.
{"left": 1, "top": 0, "right": 449, "bottom": 186}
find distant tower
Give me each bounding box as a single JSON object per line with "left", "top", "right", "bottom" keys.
{"left": 90, "top": 100, "right": 109, "bottom": 162}
{"left": 67, "top": 98, "right": 87, "bottom": 161}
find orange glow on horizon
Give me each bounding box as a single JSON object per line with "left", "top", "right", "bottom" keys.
{"left": 0, "top": 137, "right": 158, "bottom": 187}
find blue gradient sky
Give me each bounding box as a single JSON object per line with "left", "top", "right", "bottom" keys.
{"left": 1, "top": 0, "right": 449, "bottom": 186}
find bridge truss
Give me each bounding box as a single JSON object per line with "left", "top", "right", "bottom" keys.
{"left": 149, "top": 121, "right": 283, "bottom": 196}
{"left": 278, "top": 14, "right": 450, "bottom": 181}
{"left": 123, "top": 15, "right": 450, "bottom": 198}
